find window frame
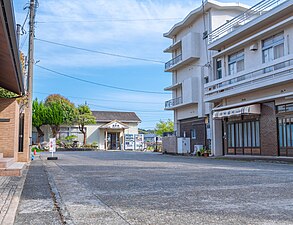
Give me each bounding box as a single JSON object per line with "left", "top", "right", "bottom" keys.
{"left": 262, "top": 32, "right": 284, "bottom": 63}
{"left": 228, "top": 50, "right": 245, "bottom": 75}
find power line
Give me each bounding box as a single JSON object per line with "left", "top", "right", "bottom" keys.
{"left": 36, "top": 65, "right": 169, "bottom": 95}
{"left": 35, "top": 38, "right": 165, "bottom": 64}
{"left": 88, "top": 103, "right": 164, "bottom": 113}
{"left": 34, "top": 91, "right": 163, "bottom": 105}
{"left": 36, "top": 18, "right": 182, "bottom": 24}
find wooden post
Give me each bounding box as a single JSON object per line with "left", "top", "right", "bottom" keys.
{"left": 122, "top": 129, "right": 125, "bottom": 151}
{"left": 105, "top": 129, "right": 108, "bottom": 151}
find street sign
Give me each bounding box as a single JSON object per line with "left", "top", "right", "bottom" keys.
{"left": 49, "top": 138, "right": 56, "bottom": 153}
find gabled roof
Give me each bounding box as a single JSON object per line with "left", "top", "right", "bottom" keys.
{"left": 92, "top": 111, "right": 141, "bottom": 123}
{"left": 101, "top": 120, "right": 129, "bottom": 129}
{"left": 164, "top": 0, "right": 249, "bottom": 38}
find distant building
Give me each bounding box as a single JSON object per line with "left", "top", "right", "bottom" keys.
{"left": 35, "top": 111, "right": 141, "bottom": 150}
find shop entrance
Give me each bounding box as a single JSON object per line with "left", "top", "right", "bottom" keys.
{"left": 278, "top": 117, "right": 293, "bottom": 156}
{"left": 107, "top": 132, "right": 120, "bottom": 150}
{"left": 224, "top": 119, "right": 261, "bottom": 155}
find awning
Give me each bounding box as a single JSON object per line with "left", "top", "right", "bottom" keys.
{"left": 213, "top": 104, "right": 261, "bottom": 119}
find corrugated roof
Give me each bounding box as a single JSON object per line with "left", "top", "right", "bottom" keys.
{"left": 92, "top": 111, "right": 141, "bottom": 122}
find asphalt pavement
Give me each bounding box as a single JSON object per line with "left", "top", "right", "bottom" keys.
{"left": 13, "top": 151, "right": 293, "bottom": 224}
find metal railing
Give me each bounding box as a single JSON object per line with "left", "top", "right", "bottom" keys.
{"left": 208, "top": 0, "right": 288, "bottom": 44}
{"left": 165, "top": 97, "right": 183, "bottom": 108}
{"left": 165, "top": 54, "right": 182, "bottom": 70}
{"left": 205, "top": 58, "right": 293, "bottom": 97}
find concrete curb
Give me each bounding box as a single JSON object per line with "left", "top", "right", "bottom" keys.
{"left": 1, "top": 165, "right": 29, "bottom": 225}
{"left": 41, "top": 155, "right": 75, "bottom": 225}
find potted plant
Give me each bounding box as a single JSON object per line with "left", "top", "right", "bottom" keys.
{"left": 203, "top": 148, "right": 211, "bottom": 157}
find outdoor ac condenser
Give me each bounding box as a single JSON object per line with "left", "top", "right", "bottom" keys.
{"left": 194, "top": 145, "right": 203, "bottom": 154}
{"left": 177, "top": 137, "right": 190, "bottom": 154}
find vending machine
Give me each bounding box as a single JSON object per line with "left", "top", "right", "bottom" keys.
{"left": 134, "top": 134, "right": 144, "bottom": 150}
{"left": 124, "top": 134, "right": 135, "bottom": 150}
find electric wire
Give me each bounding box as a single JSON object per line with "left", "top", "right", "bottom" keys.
{"left": 36, "top": 18, "right": 182, "bottom": 24}
{"left": 35, "top": 38, "right": 165, "bottom": 64}
{"left": 88, "top": 103, "right": 164, "bottom": 113}
{"left": 36, "top": 65, "right": 169, "bottom": 95}
{"left": 34, "top": 91, "right": 164, "bottom": 105}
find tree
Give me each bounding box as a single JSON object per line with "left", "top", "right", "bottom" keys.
{"left": 44, "top": 94, "right": 77, "bottom": 138}
{"left": 155, "top": 119, "right": 174, "bottom": 136}
{"left": 32, "top": 99, "right": 47, "bottom": 144}
{"left": 76, "top": 104, "right": 96, "bottom": 145}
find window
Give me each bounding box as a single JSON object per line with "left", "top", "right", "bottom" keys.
{"left": 228, "top": 121, "right": 260, "bottom": 148}
{"left": 228, "top": 50, "right": 244, "bottom": 75}
{"left": 190, "top": 129, "right": 196, "bottom": 139}
{"left": 277, "top": 103, "right": 293, "bottom": 113}
{"left": 216, "top": 59, "right": 222, "bottom": 79}
{"left": 278, "top": 117, "right": 293, "bottom": 148}
{"left": 262, "top": 33, "right": 284, "bottom": 63}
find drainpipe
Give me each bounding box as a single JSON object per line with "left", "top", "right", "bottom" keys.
{"left": 16, "top": 24, "right": 21, "bottom": 48}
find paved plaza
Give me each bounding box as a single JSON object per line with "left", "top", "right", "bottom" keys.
{"left": 13, "top": 151, "right": 293, "bottom": 224}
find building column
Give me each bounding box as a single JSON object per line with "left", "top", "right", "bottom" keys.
{"left": 121, "top": 129, "right": 125, "bottom": 151}
{"left": 212, "top": 119, "right": 223, "bottom": 156}
{"left": 105, "top": 129, "right": 108, "bottom": 151}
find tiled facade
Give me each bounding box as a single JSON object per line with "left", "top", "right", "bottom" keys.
{"left": 0, "top": 98, "right": 19, "bottom": 159}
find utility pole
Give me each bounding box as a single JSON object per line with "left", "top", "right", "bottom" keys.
{"left": 27, "top": 0, "right": 36, "bottom": 149}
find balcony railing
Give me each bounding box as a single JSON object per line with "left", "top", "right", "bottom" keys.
{"left": 208, "top": 0, "right": 288, "bottom": 44}
{"left": 165, "top": 54, "right": 182, "bottom": 70}
{"left": 205, "top": 57, "right": 293, "bottom": 98}
{"left": 165, "top": 97, "right": 183, "bottom": 109}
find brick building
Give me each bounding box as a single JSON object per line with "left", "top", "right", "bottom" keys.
{"left": 0, "top": 0, "right": 30, "bottom": 176}
{"left": 205, "top": 0, "right": 293, "bottom": 156}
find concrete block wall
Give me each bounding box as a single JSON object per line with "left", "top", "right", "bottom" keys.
{"left": 162, "top": 136, "right": 177, "bottom": 154}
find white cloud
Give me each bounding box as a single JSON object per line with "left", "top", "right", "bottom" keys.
{"left": 18, "top": 0, "right": 199, "bottom": 68}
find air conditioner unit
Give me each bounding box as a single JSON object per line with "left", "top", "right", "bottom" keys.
{"left": 194, "top": 145, "right": 203, "bottom": 153}
{"left": 250, "top": 43, "right": 258, "bottom": 51}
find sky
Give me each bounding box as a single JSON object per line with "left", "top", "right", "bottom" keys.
{"left": 13, "top": 0, "right": 254, "bottom": 130}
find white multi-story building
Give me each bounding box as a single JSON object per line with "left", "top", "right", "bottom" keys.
{"left": 163, "top": 0, "right": 248, "bottom": 152}
{"left": 205, "top": 0, "right": 293, "bottom": 156}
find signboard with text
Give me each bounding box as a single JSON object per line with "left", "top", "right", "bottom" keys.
{"left": 49, "top": 138, "right": 56, "bottom": 153}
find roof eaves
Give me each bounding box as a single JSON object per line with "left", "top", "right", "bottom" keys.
{"left": 164, "top": 0, "right": 249, "bottom": 39}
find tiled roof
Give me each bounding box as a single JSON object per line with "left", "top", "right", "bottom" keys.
{"left": 92, "top": 111, "right": 141, "bottom": 123}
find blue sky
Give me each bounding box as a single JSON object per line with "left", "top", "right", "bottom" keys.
{"left": 13, "top": 0, "right": 254, "bottom": 129}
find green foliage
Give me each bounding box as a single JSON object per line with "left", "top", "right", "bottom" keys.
{"left": 155, "top": 119, "right": 174, "bottom": 136}
{"left": 76, "top": 104, "right": 96, "bottom": 145}
{"left": 139, "top": 128, "right": 155, "bottom": 134}
{"left": 76, "top": 104, "right": 96, "bottom": 126}
{"left": 44, "top": 94, "right": 77, "bottom": 138}
{"left": 64, "top": 135, "right": 77, "bottom": 142}
{"left": 32, "top": 99, "right": 47, "bottom": 128}
{"left": 0, "top": 87, "right": 18, "bottom": 98}
{"left": 91, "top": 141, "right": 98, "bottom": 148}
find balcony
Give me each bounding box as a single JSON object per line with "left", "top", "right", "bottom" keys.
{"left": 165, "top": 97, "right": 183, "bottom": 110}
{"left": 165, "top": 54, "right": 182, "bottom": 71}
{"left": 164, "top": 32, "right": 200, "bottom": 72}
{"left": 204, "top": 56, "right": 293, "bottom": 102}
{"left": 208, "top": 0, "right": 292, "bottom": 50}
{"left": 164, "top": 82, "right": 182, "bottom": 91}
